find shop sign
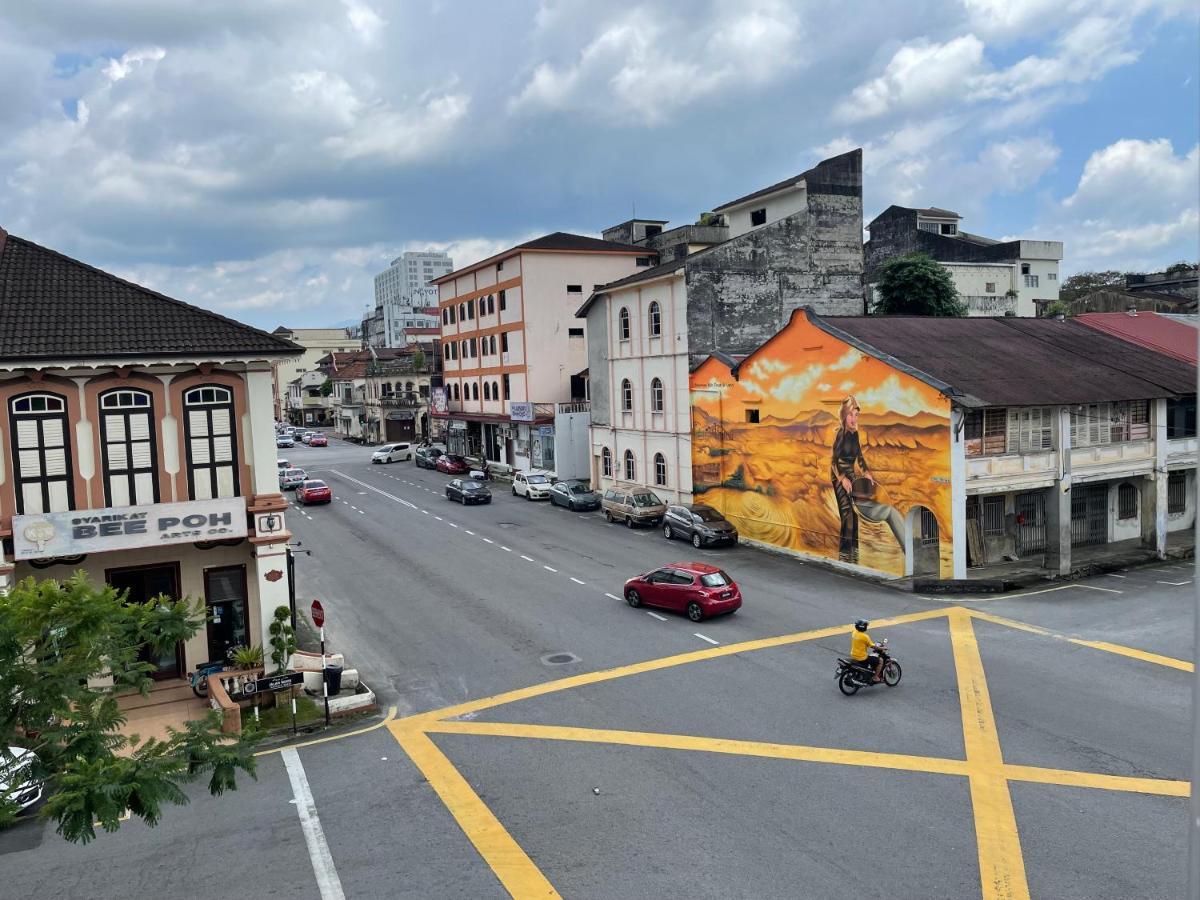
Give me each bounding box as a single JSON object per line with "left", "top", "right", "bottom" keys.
{"left": 449, "top": 420, "right": 467, "bottom": 430}
{"left": 13, "top": 498, "right": 248, "bottom": 561}
{"left": 431, "top": 387, "right": 448, "bottom": 414}
{"left": 538, "top": 425, "right": 555, "bottom": 437}
{"left": 509, "top": 401, "right": 534, "bottom": 422}
{"left": 233, "top": 671, "right": 303, "bottom": 698}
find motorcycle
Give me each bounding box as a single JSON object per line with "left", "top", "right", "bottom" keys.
{"left": 190, "top": 647, "right": 235, "bottom": 698}
{"left": 836, "top": 639, "right": 901, "bottom": 695}
{"left": 469, "top": 463, "right": 492, "bottom": 481}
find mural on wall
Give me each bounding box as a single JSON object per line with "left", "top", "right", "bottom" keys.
{"left": 690, "top": 311, "right": 953, "bottom": 577}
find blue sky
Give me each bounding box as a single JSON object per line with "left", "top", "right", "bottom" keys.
{"left": 0, "top": 0, "right": 1196, "bottom": 329}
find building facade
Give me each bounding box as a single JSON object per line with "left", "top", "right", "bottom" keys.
{"left": 580, "top": 149, "right": 865, "bottom": 503}
{"left": 285, "top": 370, "right": 331, "bottom": 427}
{"left": 0, "top": 228, "right": 302, "bottom": 678}
{"left": 365, "top": 253, "right": 453, "bottom": 350}
{"left": 362, "top": 345, "right": 439, "bottom": 444}
{"left": 270, "top": 327, "right": 360, "bottom": 420}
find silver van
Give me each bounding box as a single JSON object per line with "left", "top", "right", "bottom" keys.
{"left": 602, "top": 486, "right": 667, "bottom": 528}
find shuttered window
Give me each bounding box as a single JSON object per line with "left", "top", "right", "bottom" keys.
{"left": 1007, "top": 407, "right": 1054, "bottom": 453}
{"left": 10, "top": 393, "right": 74, "bottom": 514}
{"left": 184, "top": 386, "right": 239, "bottom": 500}
{"left": 100, "top": 389, "right": 158, "bottom": 507}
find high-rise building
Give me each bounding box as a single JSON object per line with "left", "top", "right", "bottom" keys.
{"left": 374, "top": 251, "right": 454, "bottom": 306}
{"left": 368, "top": 251, "right": 453, "bottom": 348}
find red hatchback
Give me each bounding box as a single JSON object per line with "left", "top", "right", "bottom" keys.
{"left": 308, "top": 434, "right": 328, "bottom": 447}
{"left": 296, "top": 479, "right": 332, "bottom": 505}
{"left": 435, "top": 454, "right": 470, "bottom": 475}
{"left": 623, "top": 562, "right": 742, "bottom": 622}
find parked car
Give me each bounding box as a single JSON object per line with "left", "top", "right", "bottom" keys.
{"left": 276, "top": 434, "right": 295, "bottom": 449}
{"left": 549, "top": 479, "right": 601, "bottom": 511}
{"left": 0, "top": 747, "right": 43, "bottom": 814}
{"left": 279, "top": 467, "right": 308, "bottom": 490}
{"left": 622, "top": 562, "right": 742, "bottom": 622}
{"left": 296, "top": 479, "right": 332, "bottom": 505}
{"left": 436, "top": 454, "right": 470, "bottom": 475}
{"left": 663, "top": 504, "right": 739, "bottom": 548}
{"left": 372, "top": 442, "right": 413, "bottom": 464}
{"left": 512, "top": 470, "right": 552, "bottom": 500}
{"left": 602, "top": 486, "right": 667, "bottom": 528}
{"left": 414, "top": 445, "right": 444, "bottom": 469}
{"left": 446, "top": 478, "right": 492, "bottom": 505}
{"left": 277, "top": 458, "right": 290, "bottom": 471}
{"left": 308, "top": 434, "right": 328, "bottom": 447}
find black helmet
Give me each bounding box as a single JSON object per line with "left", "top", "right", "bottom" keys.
{"left": 854, "top": 619, "right": 869, "bottom": 632}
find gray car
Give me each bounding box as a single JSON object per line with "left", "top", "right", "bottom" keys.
{"left": 549, "top": 480, "right": 601, "bottom": 511}
{"left": 279, "top": 467, "right": 307, "bottom": 490}
{"left": 663, "top": 503, "right": 739, "bottom": 548}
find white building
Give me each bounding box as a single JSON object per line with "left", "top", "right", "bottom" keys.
{"left": 270, "top": 326, "right": 361, "bottom": 421}
{"left": 368, "top": 254, "right": 452, "bottom": 349}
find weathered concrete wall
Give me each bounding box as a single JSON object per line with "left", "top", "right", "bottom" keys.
{"left": 865, "top": 207, "right": 1028, "bottom": 280}
{"left": 683, "top": 149, "right": 864, "bottom": 366}
{"left": 585, "top": 301, "right": 611, "bottom": 426}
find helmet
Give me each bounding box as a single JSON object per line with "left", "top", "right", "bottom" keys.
{"left": 854, "top": 619, "right": 869, "bottom": 632}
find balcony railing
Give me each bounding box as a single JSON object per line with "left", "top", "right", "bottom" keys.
{"left": 379, "top": 393, "right": 423, "bottom": 408}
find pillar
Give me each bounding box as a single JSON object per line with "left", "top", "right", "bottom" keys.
{"left": 1045, "top": 406, "right": 1072, "bottom": 575}
{"left": 1142, "top": 398, "right": 1168, "bottom": 558}
{"left": 950, "top": 407, "right": 968, "bottom": 579}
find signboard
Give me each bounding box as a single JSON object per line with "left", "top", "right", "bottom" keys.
{"left": 311, "top": 599, "right": 325, "bottom": 628}
{"left": 431, "top": 386, "right": 447, "bottom": 415}
{"left": 538, "top": 425, "right": 555, "bottom": 437}
{"left": 509, "top": 401, "right": 534, "bottom": 422}
{"left": 239, "top": 671, "right": 304, "bottom": 696}
{"left": 13, "top": 498, "right": 247, "bottom": 561}
{"left": 449, "top": 420, "right": 466, "bottom": 430}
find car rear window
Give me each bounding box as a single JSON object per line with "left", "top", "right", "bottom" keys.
{"left": 303, "top": 480, "right": 327, "bottom": 489}
{"left": 699, "top": 571, "right": 731, "bottom": 587}
{"left": 284, "top": 469, "right": 304, "bottom": 477}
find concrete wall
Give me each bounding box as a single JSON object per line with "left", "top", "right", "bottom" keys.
{"left": 725, "top": 185, "right": 808, "bottom": 239}
{"left": 586, "top": 302, "right": 610, "bottom": 426}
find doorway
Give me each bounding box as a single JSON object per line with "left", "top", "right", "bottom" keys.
{"left": 1071, "top": 483, "right": 1108, "bottom": 547}
{"left": 107, "top": 563, "right": 183, "bottom": 680}
{"left": 203, "top": 565, "right": 251, "bottom": 663}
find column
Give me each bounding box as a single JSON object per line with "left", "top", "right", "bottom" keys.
{"left": 1044, "top": 406, "right": 1072, "bottom": 575}
{"left": 1142, "top": 398, "right": 1168, "bottom": 558}
{"left": 949, "top": 407, "right": 968, "bottom": 579}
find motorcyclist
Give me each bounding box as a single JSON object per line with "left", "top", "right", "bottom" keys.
{"left": 850, "top": 619, "right": 884, "bottom": 683}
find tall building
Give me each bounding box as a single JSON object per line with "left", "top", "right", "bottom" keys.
{"left": 375, "top": 251, "right": 454, "bottom": 306}
{"left": 368, "top": 251, "right": 453, "bottom": 348}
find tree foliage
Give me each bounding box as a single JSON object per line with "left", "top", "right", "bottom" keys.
{"left": 872, "top": 253, "right": 965, "bottom": 317}
{"left": 1058, "top": 270, "right": 1125, "bottom": 304}
{"left": 0, "top": 573, "right": 259, "bottom": 842}
{"left": 319, "top": 377, "right": 333, "bottom": 397}
{"left": 268, "top": 606, "right": 296, "bottom": 674}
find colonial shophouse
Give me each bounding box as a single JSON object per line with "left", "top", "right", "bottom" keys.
{"left": 0, "top": 228, "right": 301, "bottom": 678}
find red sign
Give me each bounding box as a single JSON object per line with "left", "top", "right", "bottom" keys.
{"left": 311, "top": 600, "right": 325, "bottom": 628}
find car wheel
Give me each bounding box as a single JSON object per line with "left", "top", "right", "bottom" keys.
{"left": 526, "top": 492, "right": 532, "bottom": 501}
{"left": 686, "top": 601, "right": 704, "bottom": 622}
{"left": 567, "top": 500, "right": 575, "bottom": 511}
{"left": 625, "top": 515, "right": 635, "bottom": 529}
{"left": 626, "top": 589, "right": 642, "bottom": 608}
{"left": 512, "top": 486, "right": 517, "bottom": 496}
{"left": 663, "top": 524, "right": 672, "bottom": 540}
{"left": 604, "top": 510, "right": 613, "bottom": 523}
{"left": 692, "top": 533, "right": 703, "bottom": 549}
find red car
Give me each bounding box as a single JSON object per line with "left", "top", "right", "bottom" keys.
{"left": 623, "top": 562, "right": 742, "bottom": 622}
{"left": 296, "top": 479, "right": 332, "bottom": 505}
{"left": 308, "top": 434, "right": 328, "bottom": 447}
{"left": 435, "top": 454, "right": 470, "bottom": 475}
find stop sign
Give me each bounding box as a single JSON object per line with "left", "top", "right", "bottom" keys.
{"left": 311, "top": 599, "right": 325, "bottom": 628}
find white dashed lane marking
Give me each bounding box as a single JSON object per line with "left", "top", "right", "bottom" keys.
{"left": 694, "top": 633, "right": 719, "bottom": 645}
{"left": 520, "top": 555, "right": 535, "bottom": 562}
{"left": 543, "top": 565, "right": 557, "bottom": 573}
{"left": 569, "top": 577, "right": 585, "bottom": 585}
{"left": 645, "top": 611, "right": 666, "bottom": 621}
{"left": 604, "top": 593, "right": 622, "bottom": 601}
{"left": 482, "top": 538, "right": 494, "bottom": 544}
{"left": 501, "top": 546, "right": 512, "bottom": 552}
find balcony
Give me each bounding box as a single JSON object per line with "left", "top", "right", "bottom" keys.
{"left": 379, "top": 393, "right": 423, "bottom": 408}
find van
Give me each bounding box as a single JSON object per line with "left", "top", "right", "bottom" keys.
{"left": 372, "top": 442, "right": 413, "bottom": 464}
{"left": 602, "top": 486, "right": 667, "bottom": 528}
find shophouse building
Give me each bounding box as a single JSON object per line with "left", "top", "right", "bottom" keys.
{"left": 270, "top": 326, "right": 360, "bottom": 419}
{"left": 0, "top": 228, "right": 302, "bottom": 677}
{"left": 362, "top": 343, "right": 440, "bottom": 444}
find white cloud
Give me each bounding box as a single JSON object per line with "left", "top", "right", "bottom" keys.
{"left": 856, "top": 374, "right": 930, "bottom": 418}
{"left": 771, "top": 363, "right": 826, "bottom": 403}
{"left": 747, "top": 357, "right": 790, "bottom": 381}
{"left": 828, "top": 348, "right": 860, "bottom": 371}
{"left": 835, "top": 35, "right": 985, "bottom": 123}
{"left": 342, "top": 0, "right": 385, "bottom": 43}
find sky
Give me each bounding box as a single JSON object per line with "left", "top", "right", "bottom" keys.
{"left": 1, "top": 0, "right": 1197, "bottom": 330}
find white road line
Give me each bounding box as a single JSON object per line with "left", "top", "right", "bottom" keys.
{"left": 482, "top": 538, "right": 494, "bottom": 544}
{"left": 569, "top": 576, "right": 585, "bottom": 585}
{"left": 694, "top": 633, "right": 719, "bottom": 645}
{"left": 464, "top": 530, "right": 475, "bottom": 535}
{"left": 1157, "top": 580, "right": 1192, "bottom": 586}
{"left": 421, "top": 510, "right": 429, "bottom": 515}
{"left": 282, "top": 747, "right": 345, "bottom": 900}
{"left": 501, "top": 546, "right": 512, "bottom": 552}
{"left": 543, "top": 565, "right": 557, "bottom": 572}
{"left": 1105, "top": 573, "right": 1127, "bottom": 578}
{"left": 520, "top": 555, "right": 535, "bottom": 562}
{"left": 448, "top": 523, "right": 459, "bottom": 528}
{"left": 645, "top": 611, "right": 667, "bottom": 621}
{"left": 434, "top": 516, "right": 443, "bottom": 521}
{"left": 605, "top": 592, "right": 622, "bottom": 601}
{"left": 328, "top": 471, "right": 420, "bottom": 511}
{"left": 357, "top": 510, "right": 364, "bottom": 515}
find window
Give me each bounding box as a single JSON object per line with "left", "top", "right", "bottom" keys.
{"left": 1021, "top": 263, "right": 1031, "bottom": 275}
{"left": 982, "top": 495, "right": 1005, "bottom": 535}
{"left": 449, "top": 342, "right": 457, "bottom": 360}
{"left": 621, "top": 379, "right": 633, "bottom": 412}
{"left": 618, "top": 307, "right": 631, "bottom": 341}
{"left": 469, "top": 337, "right": 477, "bottom": 357}
{"left": 452, "top": 384, "right": 460, "bottom": 401}
{"left": 502, "top": 374, "right": 510, "bottom": 400}
{"left": 497, "top": 259, "right": 504, "bottom": 272}
{"left": 623, "top": 449, "right": 636, "bottom": 481}
{"left": 490, "top": 335, "right": 497, "bottom": 355}
{"left": 10, "top": 392, "right": 73, "bottom": 514}
{"left": 471, "top": 383, "right": 479, "bottom": 401}
{"left": 501, "top": 332, "right": 509, "bottom": 353}
{"left": 492, "top": 381, "right": 499, "bottom": 400}
{"left": 650, "top": 377, "right": 664, "bottom": 412}
{"left": 654, "top": 453, "right": 667, "bottom": 486}
{"left": 1167, "top": 396, "right": 1196, "bottom": 438}
{"left": 985, "top": 282, "right": 996, "bottom": 294}
{"left": 568, "top": 328, "right": 584, "bottom": 337}
{"left": 1024, "top": 274, "right": 1039, "bottom": 288}
{"left": 1048, "top": 272, "right": 1056, "bottom": 281}
{"left": 442, "top": 309, "right": 449, "bottom": 325}
{"left": 601, "top": 447, "right": 612, "bottom": 477}
{"left": 479, "top": 297, "right": 487, "bottom": 317}
{"left": 1071, "top": 401, "right": 1149, "bottom": 447}
{"left": 745, "top": 408, "right": 760, "bottom": 424}
{"left": 1006, "top": 407, "right": 1053, "bottom": 453}
{"left": 487, "top": 294, "right": 495, "bottom": 315}
{"left": 483, "top": 382, "right": 491, "bottom": 401}
{"left": 1118, "top": 483, "right": 1138, "bottom": 520}
{"left": 635, "top": 257, "right": 652, "bottom": 267}
{"left": 458, "top": 303, "right": 465, "bottom": 320}
{"left": 940, "top": 223, "right": 957, "bottom": 236}
{"left": 920, "top": 509, "right": 940, "bottom": 545}
{"left": 964, "top": 408, "right": 1010, "bottom": 456}
{"left": 184, "top": 385, "right": 239, "bottom": 500}
{"left": 750, "top": 208, "right": 767, "bottom": 226}
{"left": 499, "top": 289, "right": 507, "bottom": 310}
{"left": 467, "top": 302, "right": 475, "bottom": 321}
{"left": 460, "top": 340, "right": 467, "bottom": 359}
{"left": 100, "top": 389, "right": 158, "bottom": 507}
{"left": 567, "top": 285, "right": 582, "bottom": 294}
{"left": 1168, "top": 471, "right": 1187, "bottom": 514}
{"left": 644, "top": 225, "right": 662, "bottom": 238}
{"left": 648, "top": 301, "right": 661, "bottom": 337}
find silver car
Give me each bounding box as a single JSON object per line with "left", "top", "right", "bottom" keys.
{"left": 279, "top": 467, "right": 308, "bottom": 490}
{"left": 602, "top": 486, "right": 667, "bottom": 528}
{"left": 0, "top": 747, "right": 42, "bottom": 813}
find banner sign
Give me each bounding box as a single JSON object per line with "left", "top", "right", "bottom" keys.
{"left": 509, "top": 401, "right": 534, "bottom": 422}
{"left": 431, "top": 387, "right": 447, "bottom": 414}
{"left": 13, "top": 498, "right": 248, "bottom": 561}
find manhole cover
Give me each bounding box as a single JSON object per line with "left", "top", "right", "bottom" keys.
{"left": 541, "top": 652, "right": 580, "bottom": 666}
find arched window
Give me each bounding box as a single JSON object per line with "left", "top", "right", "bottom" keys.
{"left": 621, "top": 379, "right": 633, "bottom": 412}
{"left": 10, "top": 392, "right": 73, "bottom": 514}
{"left": 452, "top": 383, "right": 460, "bottom": 401}
{"left": 490, "top": 335, "right": 497, "bottom": 355}
{"left": 483, "top": 382, "right": 491, "bottom": 401}
{"left": 654, "top": 452, "right": 667, "bottom": 486}
{"left": 461, "top": 340, "right": 468, "bottom": 358}
{"left": 405, "top": 381, "right": 414, "bottom": 393}
{"left": 623, "top": 449, "right": 636, "bottom": 481}
{"left": 184, "top": 385, "right": 238, "bottom": 500}
{"left": 650, "top": 377, "right": 664, "bottom": 412}
{"left": 471, "top": 382, "right": 479, "bottom": 401}
{"left": 100, "top": 388, "right": 158, "bottom": 506}
{"left": 492, "top": 381, "right": 500, "bottom": 400}
{"left": 618, "top": 307, "right": 630, "bottom": 341}
{"left": 601, "top": 447, "right": 612, "bottom": 477}
{"left": 479, "top": 297, "right": 487, "bottom": 316}
{"left": 443, "top": 344, "right": 449, "bottom": 360}
{"left": 459, "top": 303, "right": 466, "bottom": 320}
{"left": 648, "top": 301, "right": 662, "bottom": 338}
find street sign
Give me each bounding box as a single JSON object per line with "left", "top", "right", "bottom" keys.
{"left": 311, "top": 599, "right": 324, "bottom": 628}
{"left": 240, "top": 671, "right": 304, "bottom": 696}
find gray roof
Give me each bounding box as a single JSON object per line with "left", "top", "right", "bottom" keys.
{"left": 916, "top": 207, "right": 961, "bottom": 219}
{"left": 515, "top": 232, "right": 649, "bottom": 254}
{"left": 0, "top": 229, "right": 301, "bottom": 362}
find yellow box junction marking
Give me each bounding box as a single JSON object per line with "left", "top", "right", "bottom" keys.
{"left": 384, "top": 607, "right": 1190, "bottom": 899}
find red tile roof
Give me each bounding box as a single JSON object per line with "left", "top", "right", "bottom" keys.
{"left": 1074, "top": 312, "right": 1197, "bottom": 364}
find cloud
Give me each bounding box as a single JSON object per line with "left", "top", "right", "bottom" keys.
{"left": 747, "top": 357, "right": 790, "bottom": 381}
{"left": 835, "top": 35, "right": 985, "bottom": 123}
{"left": 828, "top": 348, "right": 860, "bottom": 371}
{"left": 771, "top": 363, "right": 826, "bottom": 403}
{"left": 856, "top": 374, "right": 930, "bottom": 418}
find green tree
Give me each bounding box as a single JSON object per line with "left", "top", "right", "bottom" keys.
{"left": 319, "top": 378, "right": 333, "bottom": 397}
{"left": 1165, "top": 261, "right": 1196, "bottom": 277}
{"left": 410, "top": 347, "right": 426, "bottom": 372}
{"left": 0, "top": 574, "right": 259, "bottom": 842}
{"left": 268, "top": 606, "right": 296, "bottom": 674}
{"left": 1058, "top": 270, "right": 1124, "bottom": 304}
{"left": 1041, "top": 299, "right": 1071, "bottom": 318}
{"left": 872, "top": 253, "right": 965, "bottom": 316}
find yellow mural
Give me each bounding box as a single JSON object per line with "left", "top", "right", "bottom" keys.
{"left": 690, "top": 311, "right": 953, "bottom": 577}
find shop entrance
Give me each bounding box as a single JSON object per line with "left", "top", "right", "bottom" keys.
{"left": 107, "top": 563, "right": 183, "bottom": 680}
{"left": 203, "top": 565, "right": 251, "bottom": 662}
{"left": 1071, "top": 483, "right": 1108, "bottom": 547}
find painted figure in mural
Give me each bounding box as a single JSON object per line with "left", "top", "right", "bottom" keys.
{"left": 830, "top": 396, "right": 905, "bottom": 563}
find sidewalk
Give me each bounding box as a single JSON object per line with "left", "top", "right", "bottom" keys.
{"left": 116, "top": 679, "right": 211, "bottom": 751}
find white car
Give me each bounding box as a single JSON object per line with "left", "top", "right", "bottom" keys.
{"left": 372, "top": 442, "right": 413, "bottom": 464}
{"left": 512, "top": 470, "right": 552, "bottom": 500}
{"left": 1, "top": 747, "right": 43, "bottom": 813}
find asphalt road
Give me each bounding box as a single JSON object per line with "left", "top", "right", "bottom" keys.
{"left": 0, "top": 435, "right": 1192, "bottom": 899}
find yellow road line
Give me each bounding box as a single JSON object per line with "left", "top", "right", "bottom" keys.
{"left": 254, "top": 706, "right": 397, "bottom": 757}
{"left": 949, "top": 610, "right": 1030, "bottom": 900}
{"left": 391, "top": 721, "right": 560, "bottom": 898}
{"left": 402, "top": 607, "right": 952, "bottom": 727}
{"left": 426, "top": 720, "right": 971, "bottom": 778}
{"left": 1004, "top": 764, "right": 1189, "bottom": 798}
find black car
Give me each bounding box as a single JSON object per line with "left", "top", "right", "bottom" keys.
{"left": 549, "top": 480, "right": 601, "bottom": 511}
{"left": 415, "top": 445, "right": 443, "bottom": 469}
{"left": 446, "top": 478, "right": 492, "bottom": 505}
{"left": 662, "top": 504, "right": 738, "bottom": 548}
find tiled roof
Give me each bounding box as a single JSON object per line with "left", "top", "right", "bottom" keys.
{"left": 916, "top": 207, "right": 961, "bottom": 218}
{"left": 0, "top": 229, "right": 300, "bottom": 362}
{"left": 1075, "top": 312, "right": 1198, "bottom": 365}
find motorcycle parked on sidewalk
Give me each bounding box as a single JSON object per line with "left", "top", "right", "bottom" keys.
{"left": 190, "top": 648, "right": 235, "bottom": 698}
{"left": 836, "top": 639, "right": 901, "bottom": 695}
